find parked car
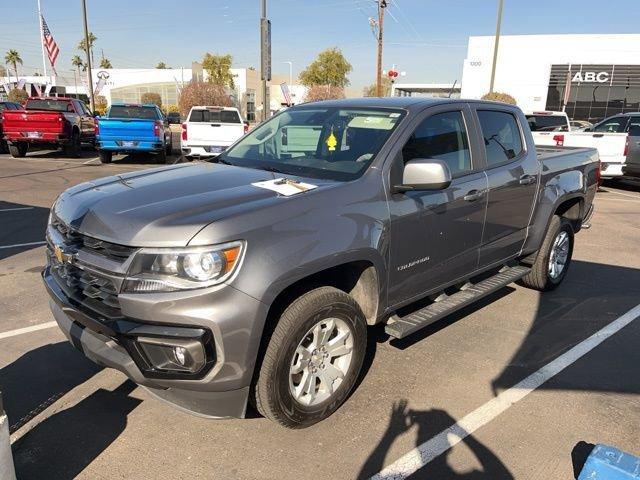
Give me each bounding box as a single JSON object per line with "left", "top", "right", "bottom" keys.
{"left": 525, "top": 111, "right": 570, "bottom": 132}
{"left": 96, "top": 103, "right": 173, "bottom": 164}
{"left": 2, "top": 97, "right": 95, "bottom": 158}
{"left": 181, "top": 106, "right": 248, "bottom": 160}
{"left": 620, "top": 114, "right": 640, "bottom": 179}
{"left": 166, "top": 112, "right": 181, "bottom": 124}
{"left": 43, "top": 98, "right": 598, "bottom": 428}
{"left": 570, "top": 120, "right": 593, "bottom": 131}
{"left": 0, "top": 101, "right": 22, "bottom": 153}
{"left": 534, "top": 112, "right": 638, "bottom": 178}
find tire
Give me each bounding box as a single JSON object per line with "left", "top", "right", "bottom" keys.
{"left": 0, "top": 140, "right": 8, "bottom": 154}
{"left": 156, "top": 149, "right": 168, "bottom": 164}
{"left": 64, "top": 130, "right": 81, "bottom": 158}
{"left": 99, "top": 150, "right": 113, "bottom": 164}
{"left": 252, "top": 286, "right": 367, "bottom": 429}
{"left": 165, "top": 139, "right": 173, "bottom": 156}
{"left": 519, "top": 215, "right": 574, "bottom": 291}
{"left": 9, "top": 143, "right": 27, "bottom": 158}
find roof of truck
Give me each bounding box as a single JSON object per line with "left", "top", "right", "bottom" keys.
{"left": 293, "top": 97, "right": 517, "bottom": 111}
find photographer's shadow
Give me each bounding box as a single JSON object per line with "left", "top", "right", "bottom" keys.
{"left": 359, "top": 400, "right": 513, "bottom": 479}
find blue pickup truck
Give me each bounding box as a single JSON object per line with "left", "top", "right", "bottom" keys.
{"left": 96, "top": 103, "right": 173, "bottom": 164}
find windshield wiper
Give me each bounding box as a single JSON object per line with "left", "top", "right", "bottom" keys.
{"left": 216, "top": 157, "right": 234, "bottom": 166}
{"left": 255, "top": 165, "right": 285, "bottom": 174}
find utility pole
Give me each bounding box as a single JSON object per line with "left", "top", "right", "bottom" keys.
{"left": 260, "top": 0, "right": 271, "bottom": 122}
{"left": 375, "top": 0, "right": 387, "bottom": 97}
{"left": 81, "top": 0, "right": 95, "bottom": 112}
{"left": 489, "top": 0, "right": 504, "bottom": 94}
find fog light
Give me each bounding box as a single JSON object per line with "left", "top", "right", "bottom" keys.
{"left": 136, "top": 337, "right": 206, "bottom": 374}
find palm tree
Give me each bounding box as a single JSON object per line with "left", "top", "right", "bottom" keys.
{"left": 4, "top": 49, "right": 22, "bottom": 82}
{"left": 71, "top": 54, "right": 85, "bottom": 77}
{"left": 156, "top": 62, "right": 168, "bottom": 69}
{"left": 77, "top": 32, "right": 97, "bottom": 63}
{"left": 99, "top": 57, "right": 112, "bottom": 69}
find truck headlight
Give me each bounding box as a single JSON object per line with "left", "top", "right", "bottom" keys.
{"left": 122, "top": 241, "right": 244, "bottom": 293}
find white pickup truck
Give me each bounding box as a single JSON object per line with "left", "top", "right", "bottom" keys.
{"left": 180, "top": 106, "right": 248, "bottom": 160}
{"left": 531, "top": 113, "right": 629, "bottom": 179}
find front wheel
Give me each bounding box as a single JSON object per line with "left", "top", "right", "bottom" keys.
{"left": 519, "top": 215, "right": 574, "bottom": 291}
{"left": 252, "top": 286, "right": 367, "bottom": 428}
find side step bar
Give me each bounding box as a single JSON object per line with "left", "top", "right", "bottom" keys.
{"left": 385, "top": 265, "right": 531, "bottom": 339}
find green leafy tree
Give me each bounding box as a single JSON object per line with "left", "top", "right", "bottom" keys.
{"left": 99, "top": 57, "right": 112, "bottom": 69}
{"left": 363, "top": 77, "right": 392, "bottom": 97}
{"left": 77, "top": 32, "right": 97, "bottom": 63}
{"left": 141, "top": 92, "right": 162, "bottom": 108}
{"left": 156, "top": 61, "right": 169, "bottom": 69}
{"left": 4, "top": 49, "right": 22, "bottom": 81}
{"left": 8, "top": 88, "right": 28, "bottom": 103}
{"left": 71, "top": 54, "right": 85, "bottom": 78}
{"left": 94, "top": 95, "right": 108, "bottom": 115}
{"left": 299, "top": 48, "right": 352, "bottom": 88}
{"left": 202, "top": 53, "right": 234, "bottom": 88}
{"left": 481, "top": 92, "right": 517, "bottom": 105}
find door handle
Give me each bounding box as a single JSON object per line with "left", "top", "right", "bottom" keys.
{"left": 463, "top": 189, "right": 484, "bottom": 202}
{"left": 519, "top": 175, "right": 536, "bottom": 185}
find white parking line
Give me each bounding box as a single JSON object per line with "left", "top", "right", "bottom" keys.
{"left": 0, "top": 322, "right": 57, "bottom": 340}
{"left": 0, "top": 207, "right": 34, "bottom": 212}
{"left": 603, "top": 189, "right": 640, "bottom": 200}
{"left": 371, "top": 302, "right": 640, "bottom": 480}
{"left": 0, "top": 241, "right": 46, "bottom": 250}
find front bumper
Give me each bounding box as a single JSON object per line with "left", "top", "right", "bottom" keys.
{"left": 43, "top": 265, "right": 268, "bottom": 418}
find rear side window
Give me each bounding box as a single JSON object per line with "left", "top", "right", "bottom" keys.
{"left": 189, "top": 109, "right": 241, "bottom": 124}
{"left": 402, "top": 111, "right": 472, "bottom": 175}
{"left": 594, "top": 116, "right": 626, "bottom": 133}
{"left": 628, "top": 117, "right": 640, "bottom": 136}
{"left": 109, "top": 106, "right": 159, "bottom": 120}
{"left": 477, "top": 110, "right": 524, "bottom": 166}
{"left": 526, "top": 115, "right": 568, "bottom": 132}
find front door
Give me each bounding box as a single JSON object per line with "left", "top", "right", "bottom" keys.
{"left": 387, "top": 107, "right": 488, "bottom": 307}
{"left": 473, "top": 108, "right": 539, "bottom": 268}
{"left": 625, "top": 115, "right": 640, "bottom": 166}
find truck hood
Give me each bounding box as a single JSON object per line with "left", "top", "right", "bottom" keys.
{"left": 53, "top": 162, "right": 336, "bottom": 247}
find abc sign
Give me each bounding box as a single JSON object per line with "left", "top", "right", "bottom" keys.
{"left": 572, "top": 71, "right": 609, "bottom": 83}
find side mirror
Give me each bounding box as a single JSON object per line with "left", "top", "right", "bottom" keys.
{"left": 394, "top": 159, "right": 452, "bottom": 192}
{"left": 583, "top": 127, "right": 592, "bottom": 132}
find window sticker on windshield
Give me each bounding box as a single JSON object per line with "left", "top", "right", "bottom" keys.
{"left": 326, "top": 127, "right": 338, "bottom": 152}
{"left": 348, "top": 116, "right": 396, "bottom": 130}
{"left": 389, "top": 113, "right": 401, "bottom": 118}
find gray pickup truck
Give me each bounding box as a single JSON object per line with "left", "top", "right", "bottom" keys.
{"left": 43, "top": 98, "right": 599, "bottom": 428}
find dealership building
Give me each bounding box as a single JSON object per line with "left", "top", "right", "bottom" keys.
{"left": 461, "top": 34, "right": 640, "bottom": 122}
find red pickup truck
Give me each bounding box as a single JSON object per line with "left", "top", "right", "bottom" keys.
{"left": 2, "top": 97, "right": 96, "bottom": 158}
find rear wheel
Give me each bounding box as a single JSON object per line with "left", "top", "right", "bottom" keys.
{"left": 9, "top": 143, "right": 28, "bottom": 158}
{"left": 252, "top": 286, "right": 367, "bottom": 428}
{"left": 156, "top": 149, "right": 168, "bottom": 164}
{"left": 520, "top": 215, "right": 574, "bottom": 291}
{"left": 165, "top": 138, "right": 173, "bottom": 156}
{"left": 64, "top": 130, "right": 81, "bottom": 157}
{"left": 98, "top": 150, "right": 113, "bottom": 164}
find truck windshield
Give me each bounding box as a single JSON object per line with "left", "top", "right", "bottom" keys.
{"left": 219, "top": 107, "right": 405, "bottom": 181}
{"left": 25, "top": 99, "right": 70, "bottom": 112}
{"left": 189, "top": 109, "right": 241, "bottom": 123}
{"left": 526, "top": 115, "right": 568, "bottom": 132}
{"left": 109, "top": 106, "right": 159, "bottom": 120}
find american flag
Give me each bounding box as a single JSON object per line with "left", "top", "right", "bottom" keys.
{"left": 41, "top": 15, "right": 59, "bottom": 72}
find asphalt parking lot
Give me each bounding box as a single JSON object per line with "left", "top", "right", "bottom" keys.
{"left": 1, "top": 151, "right": 639, "bottom": 480}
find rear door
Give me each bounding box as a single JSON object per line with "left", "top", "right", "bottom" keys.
{"left": 473, "top": 107, "right": 539, "bottom": 268}
{"left": 187, "top": 108, "right": 244, "bottom": 146}
{"left": 625, "top": 115, "right": 640, "bottom": 167}
{"left": 387, "top": 104, "right": 488, "bottom": 306}
{"left": 74, "top": 100, "right": 95, "bottom": 140}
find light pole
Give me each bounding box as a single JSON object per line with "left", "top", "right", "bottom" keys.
{"left": 81, "top": 0, "right": 95, "bottom": 112}
{"left": 260, "top": 0, "right": 271, "bottom": 121}
{"left": 283, "top": 61, "right": 293, "bottom": 85}
{"left": 489, "top": 0, "right": 504, "bottom": 94}
{"left": 70, "top": 69, "right": 78, "bottom": 98}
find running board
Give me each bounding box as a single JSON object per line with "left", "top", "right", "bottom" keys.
{"left": 385, "top": 265, "right": 531, "bottom": 339}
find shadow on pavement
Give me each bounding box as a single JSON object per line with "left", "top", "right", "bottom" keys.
{"left": 601, "top": 178, "right": 640, "bottom": 192}
{"left": 0, "top": 201, "right": 49, "bottom": 260}
{"left": 12, "top": 381, "right": 140, "bottom": 480}
{"left": 358, "top": 400, "right": 513, "bottom": 479}
{"left": 0, "top": 341, "right": 101, "bottom": 433}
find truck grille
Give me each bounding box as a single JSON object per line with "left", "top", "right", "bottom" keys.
{"left": 51, "top": 217, "right": 136, "bottom": 261}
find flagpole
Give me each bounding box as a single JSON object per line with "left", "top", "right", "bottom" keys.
{"left": 37, "top": 0, "right": 48, "bottom": 81}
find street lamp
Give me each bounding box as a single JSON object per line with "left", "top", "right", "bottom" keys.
{"left": 283, "top": 61, "right": 293, "bottom": 85}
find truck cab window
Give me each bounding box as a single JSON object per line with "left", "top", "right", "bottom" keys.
{"left": 402, "top": 111, "right": 472, "bottom": 175}
{"left": 594, "top": 116, "right": 626, "bottom": 133}
{"left": 477, "top": 110, "right": 523, "bottom": 166}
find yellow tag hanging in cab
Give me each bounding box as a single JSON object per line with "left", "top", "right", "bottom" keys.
{"left": 326, "top": 128, "right": 337, "bottom": 152}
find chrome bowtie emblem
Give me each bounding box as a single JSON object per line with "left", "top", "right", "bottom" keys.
{"left": 54, "top": 245, "right": 73, "bottom": 264}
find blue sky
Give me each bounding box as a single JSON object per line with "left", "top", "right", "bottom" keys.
{"left": 2, "top": 0, "right": 640, "bottom": 90}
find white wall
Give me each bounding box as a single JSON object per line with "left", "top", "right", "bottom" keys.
{"left": 461, "top": 34, "right": 640, "bottom": 112}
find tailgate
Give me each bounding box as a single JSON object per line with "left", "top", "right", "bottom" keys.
{"left": 187, "top": 122, "right": 244, "bottom": 145}
{"left": 99, "top": 119, "right": 156, "bottom": 140}
{"left": 534, "top": 131, "right": 628, "bottom": 164}
{"left": 2, "top": 110, "right": 64, "bottom": 136}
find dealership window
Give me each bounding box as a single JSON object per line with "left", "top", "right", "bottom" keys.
{"left": 477, "top": 111, "right": 523, "bottom": 166}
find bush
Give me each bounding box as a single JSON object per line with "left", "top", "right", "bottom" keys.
{"left": 8, "top": 89, "right": 28, "bottom": 104}
{"left": 94, "top": 95, "right": 108, "bottom": 115}
{"left": 141, "top": 92, "right": 162, "bottom": 108}
{"left": 304, "top": 85, "right": 345, "bottom": 103}
{"left": 481, "top": 92, "right": 517, "bottom": 105}
{"left": 162, "top": 104, "right": 180, "bottom": 115}
{"left": 178, "top": 81, "right": 232, "bottom": 116}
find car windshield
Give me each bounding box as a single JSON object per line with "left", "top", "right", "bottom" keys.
{"left": 109, "top": 105, "right": 159, "bottom": 120}
{"left": 219, "top": 107, "right": 405, "bottom": 181}
{"left": 25, "top": 99, "right": 71, "bottom": 112}
{"left": 526, "top": 115, "right": 569, "bottom": 132}
{"left": 189, "top": 109, "right": 241, "bottom": 123}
